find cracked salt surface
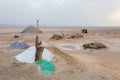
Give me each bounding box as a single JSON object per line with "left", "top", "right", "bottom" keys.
{"left": 15, "top": 46, "right": 54, "bottom": 63}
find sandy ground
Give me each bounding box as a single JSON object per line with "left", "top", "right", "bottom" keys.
{"left": 0, "top": 27, "right": 120, "bottom": 80}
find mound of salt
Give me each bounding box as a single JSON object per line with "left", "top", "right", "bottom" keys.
{"left": 21, "top": 26, "right": 42, "bottom": 33}
{"left": 15, "top": 46, "right": 53, "bottom": 63}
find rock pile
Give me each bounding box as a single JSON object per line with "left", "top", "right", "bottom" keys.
{"left": 83, "top": 42, "right": 106, "bottom": 49}
{"left": 50, "top": 33, "right": 84, "bottom": 40}
{"left": 50, "top": 34, "right": 64, "bottom": 40}
{"left": 67, "top": 34, "right": 84, "bottom": 39}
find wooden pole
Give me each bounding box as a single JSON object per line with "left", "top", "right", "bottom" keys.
{"left": 36, "top": 20, "right": 39, "bottom": 36}
{"left": 35, "top": 20, "right": 44, "bottom": 61}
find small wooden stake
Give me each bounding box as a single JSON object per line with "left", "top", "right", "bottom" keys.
{"left": 36, "top": 20, "right": 39, "bottom": 36}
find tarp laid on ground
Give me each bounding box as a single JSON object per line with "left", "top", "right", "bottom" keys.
{"left": 10, "top": 41, "right": 30, "bottom": 49}
{"left": 15, "top": 46, "right": 53, "bottom": 63}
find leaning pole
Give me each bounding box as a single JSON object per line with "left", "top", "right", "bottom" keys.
{"left": 35, "top": 20, "right": 44, "bottom": 61}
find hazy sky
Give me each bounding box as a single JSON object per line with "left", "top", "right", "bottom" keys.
{"left": 0, "top": 0, "right": 120, "bottom": 26}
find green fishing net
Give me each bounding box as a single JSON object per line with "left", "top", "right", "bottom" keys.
{"left": 35, "top": 60, "right": 55, "bottom": 75}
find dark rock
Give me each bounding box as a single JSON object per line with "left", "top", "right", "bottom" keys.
{"left": 14, "top": 35, "right": 19, "bottom": 38}
{"left": 82, "top": 29, "right": 88, "bottom": 34}
{"left": 83, "top": 42, "right": 106, "bottom": 49}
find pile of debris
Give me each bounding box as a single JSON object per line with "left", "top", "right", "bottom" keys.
{"left": 50, "top": 34, "right": 64, "bottom": 40}
{"left": 67, "top": 34, "right": 84, "bottom": 39}
{"left": 21, "top": 26, "right": 42, "bottom": 33}
{"left": 83, "top": 42, "right": 107, "bottom": 49}
{"left": 10, "top": 41, "right": 30, "bottom": 49}
{"left": 50, "top": 33, "right": 84, "bottom": 40}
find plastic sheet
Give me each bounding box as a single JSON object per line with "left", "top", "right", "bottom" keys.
{"left": 35, "top": 60, "right": 55, "bottom": 75}
{"left": 16, "top": 46, "right": 53, "bottom": 63}
{"left": 10, "top": 41, "right": 30, "bottom": 49}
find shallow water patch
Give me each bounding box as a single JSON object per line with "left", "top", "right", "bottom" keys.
{"left": 35, "top": 60, "right": 55, "bottom": 75}
{"left": 59, "top": 44, "right": 80, "bottom": 50}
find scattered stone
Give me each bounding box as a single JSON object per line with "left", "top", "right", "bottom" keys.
{"left": 50, "top": 34, "right": 64, "bottom": 40}
{"left": 68, "top": 70, "right": 74, "bottom": 73}
{"left": 21, "top": 26, "right": 42, "bottom": 33}
{"left": 10, "top": 41, "right": 30, "bottom": 49}
{"left": 83, "top": 42, "right": 106, "bottom": 49}
{"left": 14, "top": 35, "right": 19, "bottom": 38}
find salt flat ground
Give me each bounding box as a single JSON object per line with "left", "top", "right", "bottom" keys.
{"left": 0, "top": 27, "right": 120, "bottom": 80}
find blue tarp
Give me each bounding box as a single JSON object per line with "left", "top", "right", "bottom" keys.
{"left": 10, "top": 41, "right": 30, "bottom": 49}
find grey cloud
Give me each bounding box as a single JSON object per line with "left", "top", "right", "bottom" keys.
{"left": 0, "top": 0, "right": 120, "bottom": 26}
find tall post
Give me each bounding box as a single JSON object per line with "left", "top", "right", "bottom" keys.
{"left": 35, "top": 20, "right": 44, "bottom": 61}
{"left": 36, "top": 20, "right": 39, "bottom": 36}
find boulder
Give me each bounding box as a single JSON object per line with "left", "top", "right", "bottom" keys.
{"left": 14, "top": 35, "right": 19, "bottom": 38}
{"left": 82, "top": 29, "right": 88, "bottom": 34}
{"left": 83, "top": 42, "right": 106, "bottom": 49}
